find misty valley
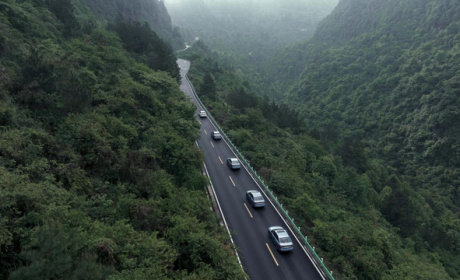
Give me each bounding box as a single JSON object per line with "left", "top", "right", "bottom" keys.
{"left": 0, "top": 0, "right": 459, "bottom": 279}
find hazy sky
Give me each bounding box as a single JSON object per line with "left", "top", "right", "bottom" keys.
{"left": 164, "top": 0, "right": 339, "bottom": 10}
{"left": 164, "top": 0, "right": 338, "bottom": 4}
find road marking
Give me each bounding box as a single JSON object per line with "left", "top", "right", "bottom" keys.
{"left": 201, "top": 112, "right": 327, "bottom": 279}
{"left": 204, "top": 130, "right": 207, "bottom": 135}
{"left": 210, "top": 141, "right": 214, "bottom": 148}
{"left": 244, "top": 203, "right": 253, "bottom": 218}
{"left": 183, "top": 61, "right": 326, "bottom": 279}
{"left": 266, "top": 243, "right": 279, "bottom": 267}
{"left": 197, "top": 144, "right": 244, "bottom": 272}
{"left": 219, "top": 156, "right": 223, "bottom": 164}
{"left": 229, "top": 176, "right": 236, "bottom": 187}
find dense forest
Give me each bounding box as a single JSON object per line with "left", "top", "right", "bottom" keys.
{"left": 166, "top": 0, "right": 337, "bottom": 57}
{"left": 0, "top": 0, "right": 245, "bottom": 279}
{"left": 181, "top": 34, "right": 457, "bottom": 278}
{"left": 266, "top": 0, "right": 460, "bottom": 278}
{"left": 85, "top": 0, "right": 184, "bottom": 50}
{"left": 166, "top": 0, "right": 337, "bottom": 99}
{"left": 2, "top": 0, "right": 459, "bottom": 279}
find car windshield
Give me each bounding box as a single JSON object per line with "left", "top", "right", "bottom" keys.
{"left": 279, "top": 237, "right": 292, "bottom": 244}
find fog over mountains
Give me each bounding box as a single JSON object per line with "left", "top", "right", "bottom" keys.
{"left": 2, "top": 0, "right": 459, "bottom": 279}
{"left": 164, "top": 0, "right": 338, "bottom": 55}
{"left": 172, "top": 0, "right": 460, "bottom": 279}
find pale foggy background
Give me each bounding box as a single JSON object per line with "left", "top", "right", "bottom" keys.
{"left": 164, "top": 0, "right": 338, "bottom": 59}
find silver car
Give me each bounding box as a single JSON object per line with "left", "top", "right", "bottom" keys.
{"left": 246, "top": 190, "right": 265, "bottom": 208}
{"left": 226, "top": 158, "right": 241, "bottom": 170}
{"left": 268, "top": 226, "right": 294, "bottom": 252}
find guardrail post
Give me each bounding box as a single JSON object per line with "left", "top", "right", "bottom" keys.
{"left": 184, "top": 72, "right": 336, "bottom": 280}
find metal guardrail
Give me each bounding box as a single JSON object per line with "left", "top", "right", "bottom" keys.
{"left": 185, "top": 75, "right": 336, "bottom": 280}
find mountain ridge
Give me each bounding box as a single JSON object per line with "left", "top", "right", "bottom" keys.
{"left": 85, "top": 0, "right": 185, "bottom": 49}
{"left": 266, "top": 0, "right": 460, "bottom": 277}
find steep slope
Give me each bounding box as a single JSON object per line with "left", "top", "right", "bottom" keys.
{"left": 269, "top": 0, "right": 460, "bottom": 277}
{"left": 179, "top": 41, "right": 455, "bottom": 280}
{"left": 165, "top": 0, "right": 337, "bottom": 91}
{"left": 0, "top": 0, "right": 244, "bottom": 278}
{"left": 85, "top": 0, "right": 185, "bottom": 49}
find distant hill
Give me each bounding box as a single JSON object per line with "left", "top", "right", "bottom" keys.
{"left": 268, "top": 0, "right": 460, "bottom": 277}
{"left": 0, "top": 0, "right": 244, "bottom": 278}
{"left": 165, "top": 0, "right": 338, "bottom": 62}
{"left": 85, "top": 0, "right": 185, "bottom": 49}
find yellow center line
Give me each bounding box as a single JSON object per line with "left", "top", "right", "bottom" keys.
{"left": 210, "top": 141, "right": 214, "bottom": 148}
{"left": 243, "top": 203, "right": 253, "bottom": 218}
{"left": 218, "top": 156, "right": 223, "bottom": 164}
{"left": 266, "top": 243, "right": 279, "bottom": 266}
{"left": 204, "top": 130, "right": 207, "bottom": 135}
{"left": 229, "top": 176, "right": 236, "bottom": 187}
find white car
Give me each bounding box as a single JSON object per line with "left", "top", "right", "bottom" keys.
{"left": 198, "top": 110, "right": 207, "bottom": 118}
{"left": 211, "top": 131, "right": 222, "bottom": 140}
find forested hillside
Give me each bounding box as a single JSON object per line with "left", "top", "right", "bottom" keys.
{"left": 166, "top": 0, "right": 337, "bottom": 95}
{"left": 0, "top": 0, "right": 245, "bottom": 278}
{"left": 166, "top": 0, "right": 337, "bottom": 54}
{"left": 85, "top": 0, "right": 184, "bottom": 49}
{"left": 180, "top": 41, "right": 455, "bottom": 279}
{"left": 267, "top": 0, "right": 460, "bottom": 278}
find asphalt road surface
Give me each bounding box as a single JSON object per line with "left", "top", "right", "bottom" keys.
{"left": 178, "top": 59, "right": 325, "bottom": 280}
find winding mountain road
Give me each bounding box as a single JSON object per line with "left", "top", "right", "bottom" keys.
{"left": 178, "top": 59, "right": 326, "bottom": 280}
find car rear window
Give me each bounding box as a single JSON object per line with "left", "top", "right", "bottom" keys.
{"left": 279, "top": 237, "right": 292, "bottom": 244}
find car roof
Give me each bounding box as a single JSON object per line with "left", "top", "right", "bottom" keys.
{"left": 247, "top": 190, "right": 261, "bottom": 195}
{"left": 229, "top": 158, "right": 239, "bottom": 163}
{"left": 200, "top": 110, "right": 206, "bottom": 113}
{"left": 269, "top": 226, "right": 283, "bottom": 231}
{"left": 275, "top": 229, "right": 289, "bottom": 238}
{"left": 213, "top": 131, "right": 220, "bottom": 133}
